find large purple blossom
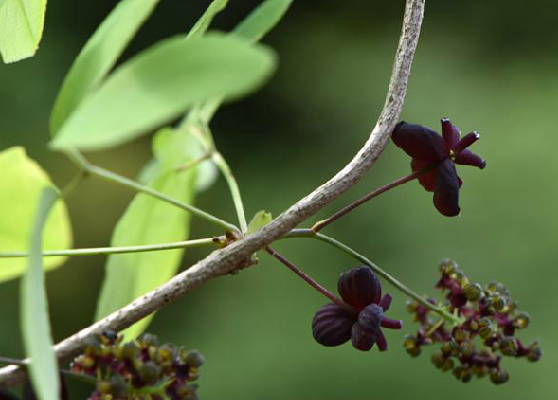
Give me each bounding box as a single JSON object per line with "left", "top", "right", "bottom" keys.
{"left": 392, "top": 119, "right": 486, "bottom": 216}
{"left": 312, "top": 266, "right": 402, "bottom": 351}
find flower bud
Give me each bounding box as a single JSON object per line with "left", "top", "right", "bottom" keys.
{"left": 441, "top": 357, "right": 454, "bottom": 372}
{"left": 478, "top": 318, "right": 496, "bottom": 339}
{"left": 404, "top": 335, "right": 421, "bottom": 357}
{"left": 499, "top": 337, "right": 518, "bottom": 356}
{"left": 439, "top": 259, "right": 458, "bottom": 275}
{"left": 472, "top": 364, "right": 488, "bottom": 378}
{"left": 453, "top": 366, "right": 472, "bottom": 383}
{"left": 185, "top": 350, "right": 205, "bottom": 368}
{"left": 490, "top": 368, "right": 509, "bottom": 385}
{"left": 100, "top": 330, "right": 119, "bottom": 346}
{"left": 513, "top": 312, "right": 530, "bottom": 329}
{"left": 463, "top": 283, "right": 482, "bottom": 302}
{"left": 431, "top": 352, "right": 444, "bottom": 368}
{"left": 138, "top": 362, "right": 161, "bottom": 385}
{"left": 137, "top": 333, "right": 159, "bottom": 348}
{"left": 527, "top": 346, "right": 542, "bottom": 362}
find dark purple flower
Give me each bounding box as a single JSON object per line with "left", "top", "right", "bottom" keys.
{"left": 392, "top": 119, "right": 486, "bottom": 217}
{"left": 312, "top": 266, "right": 402, "bottom": 352}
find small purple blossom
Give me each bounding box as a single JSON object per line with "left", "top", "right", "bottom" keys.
{"left": 312, "top": 266, "right": 402, "bottom": 351}
{"left": 405, "top": 259, "right": 541, "bottom": 385}
{"left": 391, "top": 119, "right": 486, "bottom": 217}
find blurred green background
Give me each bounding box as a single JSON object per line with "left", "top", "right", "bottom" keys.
{"left": 1, "top": 0, "right": 556, "bottom": 398}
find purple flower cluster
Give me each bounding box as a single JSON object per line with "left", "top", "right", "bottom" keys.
{"left": 392, "top": 118, "right": 485, "bottom": 216}
{"left": 404, "top": 259, "right": 540, "bottom": 384}
{"left": 312, "top": 266, "right": 402, "bottom": 351}
{"left": 71, "top": 331, "right": 203, "bottom": 400}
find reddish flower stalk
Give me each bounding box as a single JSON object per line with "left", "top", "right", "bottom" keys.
{"left": 312, "top": 167, "right": 431, "bottom": 232}
{"left": 265, "top": 246, "right": 347, "bottom": 307}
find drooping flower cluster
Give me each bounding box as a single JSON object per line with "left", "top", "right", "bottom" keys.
{"left": 404, "top": 259, "right": 540, "bottom": 384}
{"left": 392, "top": 118, "right": 486, "bottom": 217}
{"left": 71, "top": 331, "right": 203, "bottom": 400}
{"left": 312, "top": 266, "right": 403, "bottom": 351}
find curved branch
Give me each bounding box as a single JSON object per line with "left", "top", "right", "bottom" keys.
{"left": 0, "top": 0, "right": 425, "bottom": 387}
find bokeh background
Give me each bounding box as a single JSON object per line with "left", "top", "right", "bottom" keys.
{"left": 1, "top": 0, "right": 556, "bottom": 398}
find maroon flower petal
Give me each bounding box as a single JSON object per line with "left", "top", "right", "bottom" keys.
{"left": 379, "top": 294, "right": 392, "bottom": 311}
{"left": 351, "top": 323, "right": 376, "bottom": 351}
{"left": 357, "top": 304, "right": 383, "bottom": 332}
{"left": 392, "top": 122, "right": 449, "bottom": 162}
{"left": 441, "top": 118, "right": 461, "bottom": 149}
{"left": 312, "top": 303, "right": 357, "bottom": 347}
{"left": 453, "top": 131, "right": 480, "bottom": 153}
{"left": 411, "top": 158, "right": 437, "bottom": 192}
{"left": 338, "top": 266, "right": 381, "bottom": 309}
{"left": 454, "top": 148, "right": 486, "bottom": 169}
{"left": 433, "top": 159, "right": 461, "bottom": 217}
{"left": 376, "top": 330, "right": 388, "bottom": 352}
{"left": 380, "top": 317, "right": 403, "bottom": 330}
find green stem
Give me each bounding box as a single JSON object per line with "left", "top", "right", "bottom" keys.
{"left": 64, "top": 149, "right": 239, "bottom": 233}
{"left": 174, "top": 152, "right": 212, "bottom": 172}
{"left": 61, "top": 169, "right": 85, "bottom": 198}
{"left": 186, "top": 119, "right": 248, "bottom": 233}
{"left": 284, "top": 229, "right": 462, "bottom": 325}
{"left": 0, "top": 238, "right": 217, "bottom": 258}
{"left": 212, "top": 151, "right": 248, "bottom": 233}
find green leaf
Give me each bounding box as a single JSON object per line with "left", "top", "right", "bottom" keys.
{"left": 0, "top": 147, "right": 72, "bottom": 283}
{"left": 233, "top": 0, "right": 293, "bottom": 43}
{"left": 0, "top": 0, "right": 47, "bottom": 63}
{"left": 50, "top": 34, "right": 276, "bottom": 150}
{"left": 247, "top": 210, "right": 273, "bottom": 234}
{"left": 95, "top": 126, "right": 203, "bottom": 341}
{"left": 49, "top": 0, "right": 162, "bottom": 135}
{"left": 187, "top": 0, "right": 228, "bottom": 39}
{"left": 193, "top": 0, "right": 292, "bottom": 123}
{"left": 21, "top": 187, "right": 61, "bottom": 400}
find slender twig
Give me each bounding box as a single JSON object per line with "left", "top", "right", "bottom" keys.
{"left": 64, "top": 149, "right": 239, "bottom": 234}
{"left": 312, "top": 168, "right": 428, "bottom": 232}
{"left": 265, "top": 246, "right": 347, "bottom": 307}
{"left": 0, "top": 0, "right": 425, "bottom": 386}
{"left": 0, "top": 357, "right": 97, "bottom": 385}
{"left": 284, "top": 229, "right": 462, "bottom": 324}
{"left": 0, "top": 238, "right": 217, "bottom": 258}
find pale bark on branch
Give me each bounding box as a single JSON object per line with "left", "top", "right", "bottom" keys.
{"left": 0, "top": 0, "right": 425, "bottom": 387}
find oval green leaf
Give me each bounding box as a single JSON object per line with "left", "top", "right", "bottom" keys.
{"left": 50, "top": 0, "right": 162, "bottom": 135}
{"left": 21, "top": 187, "right": 61, "bottom": 400}
{"left": 95, "top": 126, "right": 204, "bottom": 341}
{"left": 0, "top": 0, "right": 47, "bottom": 63}
{"left": 193, "top": 0, "right": 293, "bottom": 123}
{"left": 0, "top": 147, "right": 72, "bottom": 283}
{"left": 50, "top": 34, "right": 276, "bottom": 150}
